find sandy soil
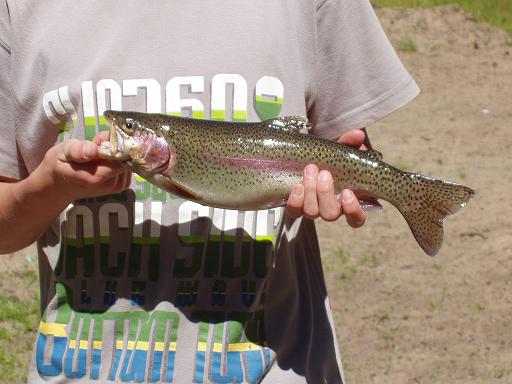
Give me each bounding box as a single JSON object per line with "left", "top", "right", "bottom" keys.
{"left": 317, "top": 5, "right": 512, "bottom": 383}
{"left": 2, "top": 5, "right": 511, "bottom": 384}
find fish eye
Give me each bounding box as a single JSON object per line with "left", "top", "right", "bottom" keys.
{"left": 125, "top": 119, "right": 134, "bottom": 131}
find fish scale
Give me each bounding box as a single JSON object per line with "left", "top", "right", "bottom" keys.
{"left": 99, "top": 110, "right": 475, "bottom": 256}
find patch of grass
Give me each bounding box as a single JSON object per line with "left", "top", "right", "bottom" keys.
{"left": 397, "top": 37, "right": 418, "bottom": 52}
{"left": 361, "top": 253, "right": 379, "bottom": 267}
{"left": 456, "top": 168, "right": 467, "bottom": 180}
{"left": 429, "top": 288, "right": 447, "bottom": 311}
{"left": 433, "top": 262, "right": 444, "bottom": 272}
{"left": 474, "top": 302, "right": 487, "bottom": 312}
{"left": 0, "top": 327, "right": 12, "bottom": 341}
{"left": 371, "top": 0, "right": 512, "bottom": 34}
{"left": 323, "top": 257, "right": 337, "bottom": 272}
{"left": 0, "top": 297, "right": 36, "bottom": 325}
{"left": 430, "top": 43, "right": 445, "bottom": 51}
{"left": 413, "top": 18, "right": 428, "bottom": 31}
{"left": 493, "top": 366, "right": 508, "bottom": 379}
{"left": 378, "top": 310, "right": 391, "bottom": 322}
{"left": 0, "top": 266, "right": 40, "bottom": 384}
{"left": 383, "top": 359, "right": 392, "bottom": 375}
{"left": 336, "top": 246, "right": 351, "bottom": 265}
{"left": 379, "top": 324, "right": 399, "bottom": 341}
{"left": 334, "top": 247, "right": 358, "bottom": 288}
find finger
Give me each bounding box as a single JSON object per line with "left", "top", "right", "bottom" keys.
{"left": 93, "top": 131, "right": 111, "bottom": 146}
{"left": 126, "top": 174, "right": 133, "bottom": 190}
{"left": 117, "top": 171, "right": 132, "bottom": 191}
{"left": 59, "top": 140, "right": 98, "bottom": 163}
{"left": 286, "top": 184, "right": 304, "bottom": 219}
{"left": 317, "top": 171, "right": 342, "bottom": 221}
{"left": 339, "top": 189, "right": 366, "bottom": 228}
{"left": 111, "top": 173, "right": 130, "bottom": 193}
{"left": 65, "top": 160, "right": 126, "bottom": 184}
{"left": 302, "top": 164, "right": 319, "bottom": 219}
{"left": 121, "top": 171, "right": 132, "bottom": 190}
{"left": 337, "top": 129, "right": 366, "bottom": 148}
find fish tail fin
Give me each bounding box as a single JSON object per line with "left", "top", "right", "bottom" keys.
{"left": 397, "top": 177, "right": 475, "bottom": 256}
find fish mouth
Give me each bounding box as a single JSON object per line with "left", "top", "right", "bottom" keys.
{"left": 98, "top": 114, "right": 132, "bottom": 161}
{"left": 99, "top": 110, "right": 172, "bottom": 174}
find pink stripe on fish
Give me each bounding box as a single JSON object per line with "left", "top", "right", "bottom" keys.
{"left": 204, "top": 153, "right": 307, "bottom": 173}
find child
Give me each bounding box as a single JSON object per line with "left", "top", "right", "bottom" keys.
{"left": 0, "top": 1, "right": 418, "bottom": 382}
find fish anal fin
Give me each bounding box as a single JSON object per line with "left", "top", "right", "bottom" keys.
{"left": 400, "top": 206, "right": 445, "bottom": 256}
{"left": 265, "top": 116, "right": 311, "bottom": 134}
{"left": 358, "top": 199, "right": 383, "bottom": 213}
{"left": 346, "top": 190, "right": 383, "bottom": 212}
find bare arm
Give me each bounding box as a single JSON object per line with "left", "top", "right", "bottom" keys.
{"left": 0, "top": 174, "right": 69, "bottom": 253}
{"left": 0, "top": 134, "right": 131, "bottom": 254}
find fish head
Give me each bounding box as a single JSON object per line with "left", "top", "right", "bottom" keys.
{"left": 100, "top": 110, "right": 172, "bottom": 173}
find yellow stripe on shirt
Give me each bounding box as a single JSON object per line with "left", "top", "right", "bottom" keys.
{"left": 39, "top": 321, "right": 67, "bottom": 337}
{"left": 198, "top": 342, "right": 264, "bottom": 353}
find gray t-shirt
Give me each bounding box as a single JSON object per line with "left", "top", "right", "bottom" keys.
{"left": 0, "top": 1, "right": 419, "bottom": 383}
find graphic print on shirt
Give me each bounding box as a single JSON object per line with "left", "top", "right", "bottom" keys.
{"left": 37, "top": 74, "right": 287, "bottom": 383}
{"left": 43, "top": 75, "right": 284, "bottom": 142}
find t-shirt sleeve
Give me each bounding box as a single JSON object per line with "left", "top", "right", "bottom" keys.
{"left": 307, "top": 0, "right": 420, "bottom": 139}
{"left": 0, "top": 2, "right": 26, "bottom": 180}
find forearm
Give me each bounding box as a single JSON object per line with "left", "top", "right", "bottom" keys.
{"left": 0, "top": 136, "right": 135, "bottom": 253}
{"left": 0, "top": 174, "right": 70, "bottom": 254}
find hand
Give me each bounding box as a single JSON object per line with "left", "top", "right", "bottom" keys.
{"left": 36, "top": 132, "right": 131, "bottom": 202}
{"left": 286, "top": 129, "right": 366, "bottom": 227}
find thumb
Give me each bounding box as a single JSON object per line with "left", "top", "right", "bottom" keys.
{"left": 58, "top": 139, "right": 98, "bottom": 163}
{"left": 337, "top": 129, "right": 366, "bottom": 148}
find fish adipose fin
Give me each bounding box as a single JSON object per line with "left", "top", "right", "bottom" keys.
{"left": 366, "top": 149, "right": 383, "bottom": 160}
{"left": 265, "top": 116, "right": 311, "bottom": 134}
{"left": 397, "top": 176, "right": 475, "bottom": 256}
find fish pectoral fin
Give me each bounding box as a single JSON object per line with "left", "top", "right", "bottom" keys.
{"left": 265, "top": 116, "right": 311, "bottom": 134}
{"left": 151, "top": 174, "right": 203, "bottom": 202}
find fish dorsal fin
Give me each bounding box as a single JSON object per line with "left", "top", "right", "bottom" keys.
{"left": 265, "top": 116, "right": 311, "bottom": 134}
{"left": 366, "top": 149, "right": 383, "bottom": 160}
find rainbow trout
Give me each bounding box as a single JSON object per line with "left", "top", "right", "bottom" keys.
{"left": 98, "top": 110, "right": 474, "bottom": 256}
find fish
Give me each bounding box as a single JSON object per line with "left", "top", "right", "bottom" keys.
{"left": 97, "top": 110, "right": 475, "bottom": 256}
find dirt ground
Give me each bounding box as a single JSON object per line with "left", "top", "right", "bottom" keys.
{"left": 2, "top": 5, "right": 511, "bottom": 384}
{"left": 317, "top": 5, "right": 512, "bottom": 384}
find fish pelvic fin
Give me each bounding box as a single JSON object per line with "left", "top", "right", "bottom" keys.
{"left": 397, "top": 177, "right": 475, "bottom": 256}
{"left": 265, "top": 116, "right": 311, "bottom": 134}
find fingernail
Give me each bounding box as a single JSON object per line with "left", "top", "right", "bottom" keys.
{"left": 305, "top": 165, "right": 317, "bottom": 179}
{"left": 292, "top": 184, "right": 303, "bottom": 198}
{"left": 83, "top": 142, "right": 96, "bottom": 158}
{"left": 341, "top": 189, "right": 354, "bottom": 204}
{"left": 318, "top": 170, "right": 332, "bottom": 182}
